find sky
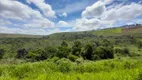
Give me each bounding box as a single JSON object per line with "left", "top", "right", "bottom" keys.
{"left": 0, "top": 0, "right": 142, "bottom": 35}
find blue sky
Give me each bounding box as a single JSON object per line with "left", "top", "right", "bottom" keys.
{"left": 0, "top": 0, "right": 142, "bottom": 35}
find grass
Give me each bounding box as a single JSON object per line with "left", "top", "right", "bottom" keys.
{"left": 92, "top": 28, "right": 122, "bottom": 36}
{"left": 0, "top": 58, "right": 141, "bottom": 80}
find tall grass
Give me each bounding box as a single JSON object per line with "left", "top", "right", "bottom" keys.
{"left": 0, "top": 58, "right": 141, "bottom": 80}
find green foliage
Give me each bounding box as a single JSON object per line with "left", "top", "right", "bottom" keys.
{"left": 26, "top": 49, "right": 47, "bottom": 61}
{"left": 0, "top": 58, "right": 141, "bottom": 79}
{"left": 56, "top": 47, "right": 70, "bottom": 58}
{"left": 94, "top": 46, "right": 114, "bottom": 59}
{"left": 0, "top": 49, "right": 5, "bottom": 59}
{"left": 61, "top": 41, "right": 68, "bottom": 47}
{"left": 67, "top": 54, "right": 78, "bottom": 62}
{"left": 115, "top": 48, "right": 130, "bottom": 55}
{"left": 16, "top": 48, "right": 28, "bottom": 59}
{"left": 56, "top": 58, "right": 73, "bottom": 73}
{"left": 83, "top": 43, "right": 94, "bottom": 60}
{"left": 137, "top": 40, "right": 142, "bottom": 48}
{"left": 138, "top": 73, "right": 142, "bottom": 80}
{"left": 44, "top": 46, "right": 57, "bottom": 58}
{"left": 72, "top": 41, "right": 82, "bottom": 56}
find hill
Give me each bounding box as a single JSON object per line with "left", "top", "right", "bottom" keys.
{"left": 0, "top": 33, "right": 42, "bottom": 38}
{"left": 0, "top": 24, "right": 141, "bottom": 39}
{"left": 45, "top": 24, "right": 142, "bottom": 40}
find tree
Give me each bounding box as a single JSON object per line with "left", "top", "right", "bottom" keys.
{"left": 72, "top": 41, "right": 82, "bottom": 56}
{"left": 61, "top": 41, "right": 68, "bottom": 47}
{"left": 56, "top": 41, "right": 70, "bottom": 58}
{"left": 26, "top": 49, "right": 46, "bottom": 61}
{"left": 44, "top": 46, "right": 57, "bottom": 58}
{"left": 0, "top": 49, "right": 5, "bottom": 59}
{"left": 94, "top": 46, "right": 114, "bottom": 59}
{"left": 16, "top": 48, "right": 28, "bottom": 58}
{"left": 83, "top": 43, "right": 93, "bottom": 60}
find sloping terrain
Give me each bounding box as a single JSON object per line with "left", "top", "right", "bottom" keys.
{"left": 45, "top": 25, "right": 142, "bottom": 40}
{"left": 0, "top": 33, "right": 42, "bottom": 38}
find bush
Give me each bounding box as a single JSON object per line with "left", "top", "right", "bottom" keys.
{"left": 72, "top": 41, "right": 82, "bottom": 56}
{"left": 94, "top": 46, "right": 114, "bottom": 59}
{"left": 123, "top": 48, "right": 130, "bottom": 55}
{"left": 67, "top": 54, "right": 78, "bottom": 62}
{"left": 115, "top": 48, "right": 130, "bottom": 55}
{"left": 56, "top": 58, "right": 73, "bottom": 73}
{"left": 26, "top": 49, "right": 47, "bottom": 61}
{"left": 61, "top": 41, "right": 68, "bottom": 47}
{"left": 0, "top": 49, "right": 5, "bottom": 59}
{"left": 44, "top": 46, "right": 57, "bottom": 58}
{"left": 138, "top": 73, "right": 142, "bottom": 80}
{"left": 56, "top": 47, "right": 70, "bottom": 58}
{"left": 16, "top": 48, "right": 28, "bottom": 59}
{"left": 83, "top": 43, "right": 94, "bottom": 60}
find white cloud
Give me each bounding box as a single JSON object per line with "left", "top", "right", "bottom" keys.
{"left": 57, "top": 21, "right": 70, "bottom": 27}
{"left": 102, "top": 3, "right": 142, "bottom": 20}
{"left": 74, "top": 1, "right": 142, "bottom": 31}
{"left": 27, "top": 0, "right": 56, "bottom": 18}
{"left": 82, "top": 1, "right": 106, "bottom": 18}
{"left": 0, "top": 26, "right": 61, "bottom": 35}
{"left": 0, "top": 0, "right": 44, "bottom": 20}
{"left": 62, "top": 12, "right": 67, "bottom": 17}
{"left": 0, "top": 19, "right": 12, "bottom": 26}
{"left": 0, "top": 0, "right": 55, "bottom": 33}
{"left": 59, "top": 12, "right": 67, "bottom": 17}
{"left": 103, "top": 0, "right": 114, "bottom": 5}
{"left": 23, "top": 19, "right": 54, "bottom": 28}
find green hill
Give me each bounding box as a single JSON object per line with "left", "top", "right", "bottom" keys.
{"left": 0, "top": 33, "right": 42, "bottom": 38}
{"left": 45, "top": 25, "right": 142, "bottom": 40}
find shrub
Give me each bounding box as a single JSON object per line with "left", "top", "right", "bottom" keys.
{"left": 67, "top": 54, "right": 78, "bottom": 62}
{"left": 94, "top": 46, "right": 114, "bottom": 59}
{"left": 0, "top": 49, "right": 5, "bottom": 59}
{"left": 56, "top": 58, "right": 73, "bottom": 73}
{"left": 16, "top": 48, "right": 28, "bottom": 59}
{"left": 123, "top": 48, "right": 130, "bottom": 55}
{"left": 61, "top": 41, "right": 68, "bottom": 47}
{"left": 44, "top": 46, "right": 57, "bottom": 58}
{"left": 138, "top": 73, "right": 142, "bottom": 80}
{"left": 72, "top": 41, "right": 82, "bottom": 56}
{"left": 56, "top": 47, "right": 70, "bottom": 58}
{"left": 83, "top": 43, "right": 93, "bottom": 60}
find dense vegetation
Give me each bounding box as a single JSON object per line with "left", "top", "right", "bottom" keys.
{"left": 0, "top": 26, "right": 142, "bottom": 80}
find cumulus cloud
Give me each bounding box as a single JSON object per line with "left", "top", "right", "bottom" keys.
{"left": 0, "top": 0, "right": 55, "bottom": 35}
{"left": 74, "top": 1, "right": 142, "bottom": 31}
{"left": 82, "top": 1, "right": 106, "bottom": 18}
{"left": 0, "top": 0, "right": 44, "bottom": 20}
{"left": 102, "top": 3, "right": 142, "bottom": 20}
{"left": 57, "top": 21, "right": 70, "bottom": 27}
{"left": 23, "top": 19, "right": 54, "bottom": 28}
{"left": 0, "top": 26, "right": 61, "bottom": 35}
{"left": 27, "top": 0, "right": 56, "bottom": 18}
{"left": 103, "top": 0, "right": 114, "bottom": 5}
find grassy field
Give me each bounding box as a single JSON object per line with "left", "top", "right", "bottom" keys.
{"left": 0, "top": 57, "right": 142, "bottom": 80}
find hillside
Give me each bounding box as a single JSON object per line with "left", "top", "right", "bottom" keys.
{"left": 45, "top": 25, "right": 142, "bottom": 40}
{"left": 0, "top": 24, "right": 141, "bottom": 39}
{"left": 0, "top": 33, "right": 42, "bottom": 38}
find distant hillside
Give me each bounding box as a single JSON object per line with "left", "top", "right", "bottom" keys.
{"left": 0, "top": 24, "right": 141, "bottom": 39}
{"left": 45, "top": 24, "right": 142, "bottom": 40}
{"left": 0, "top": 33, "right": 42, "bottom": 38}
